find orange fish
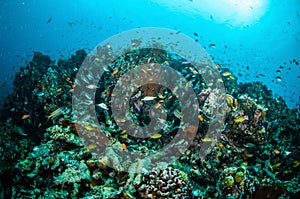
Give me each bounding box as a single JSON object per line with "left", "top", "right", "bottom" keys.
{"left": 274, "top": 149, "right": 280, "bottom": 155}
{"left": 122, "top": 143, "right": 127, "bottom": 150}
{"left": 154, "top": 103, "right": 161, "bottom": 109}
{"left": 112, "top": 70, "right": 118, "bottom": 75}
{"left": 56, "top": 88, "right": 62, "bottom": 92}
{"left": 21, "top": 114, "right": 30, "bottom": 120}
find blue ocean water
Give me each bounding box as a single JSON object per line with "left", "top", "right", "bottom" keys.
{"left": 1, "top": 1, "right": 300, "bottom": 198}
{"left": 0, "top": 0, "right": 299, "bottom": 108}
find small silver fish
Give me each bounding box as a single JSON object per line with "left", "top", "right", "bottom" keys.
{"left": 276, "top": 76, "right": 282, "bottom": 82}
{"left": 86, "top": 84, "right": 99, "bottom": 89}
{"left": 285, "top": 151, "right": 292, "bottom": 156}
{"left": 84, "top": 100, "right": 93, "bottom": 105}
{"left": 36, "top": 92, "right": 44, "bottom": 97}
{"left": 142, "top": 96, "right": 157, "bottom": 101}
{"left": 96, "top": 103, "right": 108, "bottom": 110}
{"left": 182, "top": 61, "right": 191, "bottom": 64}
{"left": 243, "top": 143, "right": 256, "bottom": 148}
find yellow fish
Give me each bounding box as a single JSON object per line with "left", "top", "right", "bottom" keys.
{"left": 150, "top": 133, "right": 162, "bottom": 139}
{"left": 202, "top": 137, "right": 215, "bottom": 142}
{"left": 283, "top": 170, "right": 292, "bottom": 174}
{"left": 198, "top": 114, "right": 204, "bottom": 122}
{"left": 244, "top": 153, "right": 254, "bottom": 158}
{"left": 273, "top": 163, "right": 281, "bottom": 168}
{"left": 234, "top": 117, "right": 246, "bottom": 123}
{"left": 47, "top": 107, "right": 63, "bottom": 120}
{"left": 229, "top": 75, "right": 236, "bottom": 80}
{"left": 293, "top": 160, "right": 300, "bottom": 167}
{"left": 87, "top": 144, "right": 97, "bottom": 150}
{"left": 222, "top": 71, "right": 231, "bottom": 77}
{"left": 84, "top": 125, "right": 94, "bottom": 131}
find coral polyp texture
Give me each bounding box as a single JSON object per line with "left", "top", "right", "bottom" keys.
{"left": 0, "top": 50, "right": 299, "bottom": 198}
{"left": 134, "top": 167, "right": 192, "bottom": 198}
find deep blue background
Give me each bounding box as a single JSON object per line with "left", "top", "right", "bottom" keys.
{"left": 0, "top": 0, "right": 299, "bottom": 108}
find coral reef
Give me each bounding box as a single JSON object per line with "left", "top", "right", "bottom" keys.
{"left": 0, "top": 49, "right": 299, "bottom": 198}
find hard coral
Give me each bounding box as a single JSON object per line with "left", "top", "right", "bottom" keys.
{"left": 135, "top": 167, "right": 192, "bottom": 198}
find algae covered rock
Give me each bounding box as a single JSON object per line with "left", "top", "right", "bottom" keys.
{"left": 54, "top": 160, "right": 91, "bottom": 184}
{"left": 218, "top": 165, "right": 259, "bottom": 198}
